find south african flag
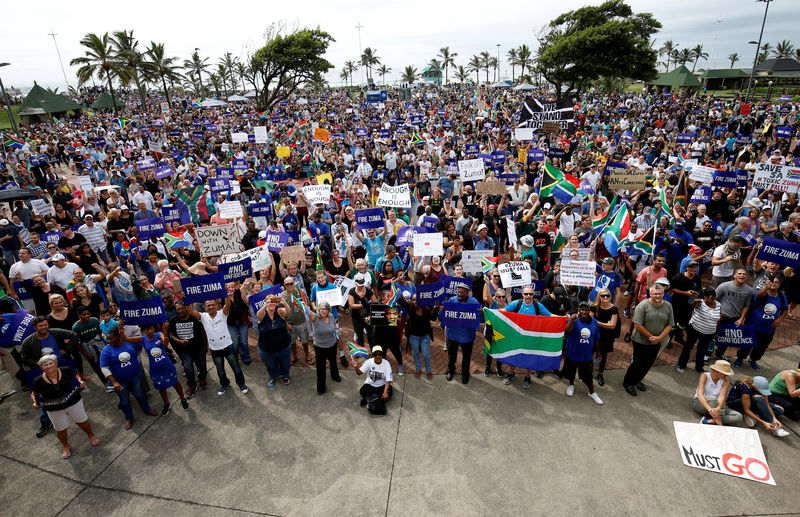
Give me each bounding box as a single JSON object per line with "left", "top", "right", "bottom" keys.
{"left": 2, "top": 132, "right": 25, "bottom": 149}
{"left": 480, "top": 255, "right": 500, "bottom": 274}
{"left": 348, "top": 341, "right": 369, "bottom": 359}
{"left": 410, "top": 132, "right": 427, "bottom": 145}
{"left": 111, "top": 117, "right": 132, "bottom": 129}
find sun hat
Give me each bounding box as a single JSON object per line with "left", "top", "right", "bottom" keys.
{"left": 710, "top": 360, "right": 734, "bottom": 376}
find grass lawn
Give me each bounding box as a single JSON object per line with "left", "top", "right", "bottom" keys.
{"left": 0, "top": 106, "right": 21, "bottom": 131}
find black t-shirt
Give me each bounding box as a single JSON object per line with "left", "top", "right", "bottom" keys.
{"left": 58, "top": 233, "right": 87, "bottom": 253}
{"left": 693, "top": 229, "right": 716, "bottom": 252}
{"left": 168, "top": 316, "right": 206, "bottom": 353}
{"left": 32, "top": 368, "right": 82, "bottom": 412}
{"left": 531, "top": 231, "right": 551, "bottom": 261}
{"left": 107, "top": 217, "right": 129, "bottom": 235}
{"left": 670, "top": 272, "right": 701, "bottom": 306}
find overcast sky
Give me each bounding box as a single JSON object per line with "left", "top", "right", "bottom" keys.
{"left": 2, "top": 0, "right": 796, "bottom": 92}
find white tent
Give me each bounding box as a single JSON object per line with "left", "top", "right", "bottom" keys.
{"left": 227, "top": 94, "right": 248, "bottom": 102}
{"left": 244, "top": 91, "right": 257, "bottom": 98}
{"left": 296, "top": 98, "right": 308, "bottom": 105}
{"left": 201, "top": 99, "right": 227, "bottom": 108}
{"left": 490, "top": 81, "right": 512, "bottom": 88}
{"left": 513, "top": 83, "right": 536, "bottom": 91}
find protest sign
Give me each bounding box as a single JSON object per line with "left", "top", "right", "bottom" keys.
{"left": 218, "top": 257, "right": 252, "bottom": 283}
{"left": 676, "top": 133, "right": 693, "bottom": 144}
{"left": 752, "top": 163, "right": 800, "bottom": 193}
{"left": 689, "top": 165, "right": 716, "bottom": 184}
{"left": 603, "top": 161, "right": 627, "bottom": 177}
{"left": 673, "top": 421, "right": 773, "bottom": 485}
{"left": 30, "top": 199, "right": 53, "bottom": 216}
{"left": 355, "top": 208, "right": 384, "bottom": 229}
{"left": 396, "top": 226, "right": 432, "bottom": 246}
{"left": 548, "top": 148, "right": 565, "bottom": 159}
{"left": 316, "top": 287, "right": 343, "bottom": 307}
{"left": 12, "top": 281, "right": 31, "bottom": 300}
{"left": 135, "top": 217, "right": 166, "bottom": 239}
{"left": 541, "top": 121, "right": 562, "bottom": 134}
{"left": 333, "top": 275, "right": 357, "bottom": 302}
{"left": 416, "top": 281, "right": 445, "bottom": 306}
{"left": 506, "top": 215, "right": 518, "bottom": 249}
{"left": 254, "top": 126, "right": 269, "bottom": 144}
{"left": 498, "top": 261, "right": 531, "bottom": 288}
{"left": 195, "top": 224, "right": 243, "bottom": 257}
{"left": 249, "top": 203, "right": 271, "bottom": 219}
{"left": 476, "top": 181, "right": 508, "bottom": 195}
{"left": 608, "top": 168, "right": 646, "bottom": 190}
{"left": 247, "top": 285, "right": 282, "bottom": 314}
{"left": 457, "top": 158, "right": 486, "bottom": 182}
{"left": 491, "top": 151, "right": 506, "bottom": 165}
{"left": 209, "top": 177, "right": 230, "bottom": 197}
{"left": 368, "top": 304, "right": 393, "bottom": 326}
{"left": 465, "top": 143, "right": 479, "bottom": 154}
{"left": 0, "top": 310, "right": 35, "bottom": 347}
{"left": 690, "top": 186, "right": 711, "bottom": 203}
{"left": 462, "top": 249, "right": 495, "bottom": 274}
{"left": 136, "top": 158, "right": 156, "bottom": 170}
{"left": 219, "top": 200, "right": 244, "bottom": 219}
{"left": 78, "top": 175, "right": 94, "bottom": 193}
{"left": 716, "top": 324, "right": 756, "bottom": 348}
{"left": 412, "top": 232, "right": 443, "bottom": 256}
{"left": 514, "top": 127, "right": 535, "bottom": 141}
{"left": 736, "top": 133, "right": 752, "bottom": 145}
{"left": 155, "top": 164, "right": 173, "bottom": 179}
{"left": 120, "top": 298, "right": 167, "bottom": 325}
{"left": 276, "top": 146, "right": 290, "bottom": 158}
{"left": 302, "top": 184, "right": 332, "bottom": 206}
{"left": 313, "top": 127, "right": 329, "bottom": 142}
{"left": 264, "top": 231, "right": 289, "bottom": 252}
{"left": 774, "top": 126, "right": 792, "bottom": 139}
{"left": 418, "top": 215, "right": 439, "bottom": 231}
{"left": 41, "top": 232, "right": 62, "bottom": 243}
{"left": 231, "top": 132, "right": 248, "bottom": 143}
{"left": 376, "top": 183, "right": 411, "bottom": 208}
{"left": 559, "top": 259, "right": 596, "bottom": 287}
{"left": 580, "top": 180, "right": 595, "bottom": 196}
{"left": 527, "top": 149, "right": 545, "bottom": 162}
{"left": 440, "top": 302, "right": 481, "bottom": 329}
{"left": 441, "top": 275, "right": 472, "bottom": 297}
{"left": 712, "top": 169, "right": 739, "bottom": 188}
{"left": 755, "top": 237, "right": 800, "bottom": 268}
{"left": 181, "top": 272, "right": 227, "bottom": 304}
{"left": 162, "top": 204, "right": 189, "bottom": 225}
{"left": 219, "top": 244, "right": 272, "bottom": 271}
{"left": 280, "top": 245, "right": 306, "bottom": 263}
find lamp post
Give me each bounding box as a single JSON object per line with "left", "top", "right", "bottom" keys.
{"left": 767, "top": 80, "right": 774, "bottom": 101}
{"left": 496, "top": 44, "right": 501, "bottom": 82}
{"left": 0, "top": 63, "right": 20, "bottom": 136}
{"left": 744, "top": 0, "right": 773, "bottom": 103}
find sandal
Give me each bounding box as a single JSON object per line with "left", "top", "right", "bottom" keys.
{"left": 90, "top": 437, "right": 101, "bottom": 447}
{"left": 124, "top": 420, "right": 133, "bottom": 430}
{"left": 62, "top": 449, "right": 72, "bottom": 460}
{"left": 306, "top": 357, "right": 315, "bottom": 366}
{"left": 283, "top": 377, "right": 291, "bottom": 386}
{"left": 290, "top": 359, "right": 298, "bottom": 365}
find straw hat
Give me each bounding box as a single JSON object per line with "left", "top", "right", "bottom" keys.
{"left": 710, "top": 360, "right": 734, "bottom": 376}
{"left": 187, "top": 263, "right": 207, "bottom": 276}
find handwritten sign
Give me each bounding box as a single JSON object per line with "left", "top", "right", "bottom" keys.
{"left": 302, "top": 184, "right": 332, "bottom": 206}
{"left": 219, "top": 244, "right": 272, "bottom": 271}
{"left": 753, "top": 163, "right": 800, "bottom": 193}
{"left": 30, "top": 199, "right": 53, "bottom": 216}
{"left": 280, "top": 245, "right": 306, "bottom": 263}
{"left": 559, "top": 259, "right": 597, "bottom": 287}
{"left": 195, "top": 224, "right": 243, "bottom": 257}
{"left": 689, "top": 165, "right": 716, "bottom": 185}
{"left": 457, "top": 158, "right": 486, "bottom": 182}
{"left": 608, "top": 168, "right": 647, "bottom": 190}
{"left": 376, "top": 183, "right": 411, "bottom": 208}
{"left": 412, "top": 231, "right": 443, "bottom": 256}
{"left": 219, "top": 200, "right": 244, "bottom": 220}
{"left": 498, "top": 261, "right": 531, "bottom": 288}
{"left": 316, "top": 287, "right": 343, "bottom": 307}
{"left": 476, "top": 181, "right": 508, "bottom": 195}
{"left": 313, "top": 127, "right": 329, "bottom": 142}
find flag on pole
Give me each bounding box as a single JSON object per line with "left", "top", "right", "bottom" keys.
{"left": 483, "top": 309, "right": 568, "bottom": 371}
{"left": 111, "top": 117, "right": 132, "bottom": 129}
{"left": 1, "top": 132, "right": 24, "bottom": 149}
{"left": 601, "top": 203, "right": 631, "bottom": 257}
{"left": 191, "top": 98, "right": 203, "bottom": 107}
{"left": 673, "top": 171, "right": 688, "bottom": 210}
{"left": 657, "top": 187, "right": 671, "bottom": 222}
{"left": 592, "top": 195, "right": 619, "bottom": 234}
{"left": 631, "top": 224, "right": 656, "bottom": 255}
{"left": 480, "top": 255, "right": 500, "bottom": 274}
{"left": 539, "top": 161, "right": 579, "bottom": 204}
{"left": 410, "top": 132, "right": 427, "bottom": 145}
{"left": 164, "top": 232, "right": 190, "bottom": 249}
{"left": 387, "top": 282, "right": 401, "bottom": 307}
{"left": 348, "top": 341, "right": 369, "bottom": 359}
{"left": 315, "top": 246, "right": 326, "bottom": 272}
{"left": 292, "top": 291, "right": 310, "bottom": 315}
{"left": 258, "top": 110, "right": 268, "bottom": 119}
{"left": 551, "top": 227, "right": 565, "bottom": 253}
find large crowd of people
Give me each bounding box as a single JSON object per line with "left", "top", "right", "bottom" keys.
{"left": 0, "top": 83, "right": 798, "bottom": 459}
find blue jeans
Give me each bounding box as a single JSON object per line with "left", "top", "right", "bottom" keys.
{"left": 258, "top": 345, "right": 292, "bottom": 380}
{"left": 409, "top": 334, "right": 431, "bottom": 373}
{"left": 115, "top": 369, "right": 152, "bottom": 420}
{"left": 228, "top": 323, "right": 251, "bottom": 362}
{"left": 210, "top": 345, "right": 246, "bottom": 388}
{"left": 178, "top": 349, "right": 208, "bottom": 388}
{"left": 728, "top": 395, "right": 785, "bottom": 424}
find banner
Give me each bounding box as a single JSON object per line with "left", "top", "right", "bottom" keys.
{"left": 195, "top": 224, "right": 243, "bottom": 257}
{"left": 376, "top": 183, "right": 411, "bottom": 208}
{"left": 440, "top": 302, "right": 481, "bottom": 329}
{"left": 457, "top": 158, "right": 486, "bottom": 182}
{"left": 441, "top": 275, "right": 472, "bottom": 297}
{"left": 355, "top": 208, "right": 384, "bottom": 229}
{"left": 396, "top": 226, "right": 432, "bottom": 246}
{"left": 690, "top": 185, "right": 712, "bottom": 203}
{"left": 219, "top": 244, "right": 272, "bottom": 271}
{"left": 603, "top": 161, "right": 627, "bottom": 177}
{"left": 676, "top": 133, "right": 693, "bottom": 144}
{"left": 119, "top": 297, "right": 167, "bottom": 325}
{"left": 774, "top": 126, "right": 792, "bottom": 139}
{"left": 559, "top": 259, "right": 596, "bottom": 287}
{"left": 219, "top": 200, "right": 244, "bottom": 219}
{"left": 264, "top": 231, "right": 289, "bottom": 252}
{"left": 248, "top": 284, "right": 282, "bottom": 314}
{"left": 302, "top": 184, "right": 332, "bottom": 206}
{"left": 135, "top": 217, "right": 166, "bottom": 239}
{"left": 412, "top": 232, "right": 443, "bottom": 256}
{"left": 416, "top": 280, "right": 445, "bottom": 306}
{"left": 218, "top": 257, "right": 252, "bottom": 282}
{"left": 752, "top": 163, "right": 800, "bottom": 193}
{"left": 673, "top": 422, "right": 774, "bottom": 485}
{"left": 527, "top": 149, "right": 545, "bottom": 162}
{"left": 517, "top": 97, "right": 574, "bottom": 130}
{"left": 181, "top": 272, "right": 227, "bottom": 304}
{"left": 712, "top": 169, "right": 739, "bottom": 188}
{"left": 498, "top": 261, "right": 531, "bottom": 288}
{"left": 689, "top": 165, "right": 716, "bottom": 185}
{"left": 155, "top": 164, "right": 173, "bottom": 180}
{"left": 715, "top": 324, "right": 756, "bottom": 348}
{"left": 755, "top": 237, "right": 800, "bottom": 268}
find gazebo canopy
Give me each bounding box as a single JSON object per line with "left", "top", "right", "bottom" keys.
{"left": 19, "top": 84, "right": 83, "bottom": 114}
{"left": 90, "top": 92, "right": 127, "bottom": 110}
{"left": 513, "top": 83, "right": 536, "bottom": 91}
{"left": 649, "top": 66, "right": 702, "bottom": 88}
{"left": 227, "top": 94, "right": 248, "bottom": 102}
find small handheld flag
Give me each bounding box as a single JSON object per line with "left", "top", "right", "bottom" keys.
{"left": 348, "top": 341, "right": 369, "bottom": 359}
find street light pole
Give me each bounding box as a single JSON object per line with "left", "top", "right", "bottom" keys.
{"left": 48, "top": 30, "right": 70, "bottom": 93}
{"left": 745, "top": 0, "right": 772, "bottom": 103}
{"left": 0, "top": 63, "right": 20, "bottom": 135}
{"left": 355, "top": 20, "right": 364, "bottom": 87}
{"left": 496, "top": 44, "right": 501, "bottom": 82}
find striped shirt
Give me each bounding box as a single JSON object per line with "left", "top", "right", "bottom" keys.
{"left": 689, "top": 301, "right": 721, "bottom": 335}
{"left": 77, "top": 224, "right": 106, "bottom": 252}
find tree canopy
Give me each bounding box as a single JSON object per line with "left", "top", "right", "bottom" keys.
{"left": 536, "top": 0, "right": 661, "bottom": 98}
{"left": 250, "top": 27, "right": 334, "bottom": 111}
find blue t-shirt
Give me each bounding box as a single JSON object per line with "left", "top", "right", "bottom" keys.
{"left": 589, "top": 269, "right": 621, "bottom": 302}
{"left": 504, "top": 300, "right": 552, "bottom": 316}
{"left": 441, "top": 295, "right": 480, "bottom": 343}
{"left": 364, "top": 235, "right": 384, "bottom": 266}
{"left": 565, "top": 317, "right": 599, "bottom": 362}
{"left": 750, "top": 292, "right": 787, "bottom": 335}
{"left": 142, "top": 334, "right": 177, "bottom": 378}
{"left": 100, "top": 342, "right": 143, "bottom": 382}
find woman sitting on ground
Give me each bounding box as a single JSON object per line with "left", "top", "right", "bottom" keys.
{"left": 693, "top": 360, "right": 742, "bottom": 426}
{"left": 726, "top": 376, "right": 790, "bottom": 437}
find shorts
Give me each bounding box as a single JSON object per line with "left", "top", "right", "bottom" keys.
{"left": 47, "top": 399, "right": 89, "bottom": 432}
{"left": 290, "top": 321, "right": 309, "bottom": 344}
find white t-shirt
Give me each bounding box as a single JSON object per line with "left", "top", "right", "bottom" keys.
{"left": 581, "top": 170, "right": 601, "bottom": 189}
{"left": 9, "top": 259, "right": 49, "bottom": 280}
{"left": 200, "top": 311, "right": 233, "bottom": 351}
{"left": 46, "top": 262, "right": 79, "bottom": 289}
{"left": 360, "top": 358, "right": 393, "bottom": 388}
{"left": 711, "top": 244, "right": 739, "bottom": 278}
{"left": 559, "top": 211, "right": 580, "bottom": 238}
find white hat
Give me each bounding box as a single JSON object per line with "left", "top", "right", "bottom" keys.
{"left": 258, "top": 230, "right": 267, "bottom": 238}
{"left": 52, "top": 253, "right": 66, "bottom": 261}
{"left": 354, "top": 273, "right": 366, "bottom": 285}
{"left": 0, "top": 219, "right": 8, "bottom": 225}
{"left": 748, "top": 198, "right": 763, "bottom": 208}
{"left": 543, "top": 203, "right": 552, "bottom": 209}
{"left": 477, "top": 224, "right": 488, "bottom": 232}
{"left": 521, "top": 235, "right": 534, "bottom": 247}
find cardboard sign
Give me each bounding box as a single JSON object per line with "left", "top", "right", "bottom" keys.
{"left": 541, "top": 122, "right": 561, "bottom": 135}
{"left": 457, "top": 158, "right": 486, "bottom": 182}
{"left": 195, "top": 224, "right": 244, "bottom": 257}
{"left": 476, "top": 181, "right": 508, "bottom": 195}
{"left": 689, "top": 165, "right": 716, "bottom": 185}
{"left": 462, "top": 249, "right": 495, "bottom": 274}
{"left": 412, "top": 232, "right": 443, "bottom": 256}
{"left": 302, "top": 184, "right": 332, "bottom": 206}
{"left": 231, "top": 132, "right": 248, "bottom": 143}
{"left": 752, "top": 163, "right": 800, "bottom": 193}
{"left": 30, "top": 199, "right": 53, "bottom": 216}
{"left": 219, "top": 200, "right": 244, "bottom": 219}
{"left": 440, "top": 301, "right": 481, "bottom": 329}
{"left": 254, "top": 126, "right": 269, "bottom": 143}
{"left": 514, "top": 127, "right": 535, "bottom": 141}
{"left": 673, "top": 422, "right": 773, "bottom": 485}
{"left": 280, "top": 245, "right": 306, "bottom": 263}
{"left": 608, "top": 168, "right": 647, "bottom": 190}
{"left": 313, "top": 127, "right": 329, "bottom": 142}
{"left": 603, "top": 161, "right": 627, "bottom": 177}
{"left": 755, "top": 237, "right": 800, "bottom": 268}
{"left": 219, "top": 244, "right": 273, "bottom": 271}
{"left": 376, "top": 183, "right": 411, "bottom": 208}
{"left": 181, "top": 272, "right": 227, "bottom": 304}
{"left": 498, "top": 261, "right": 531, "bottom": 288}
{"left": 559, "top": 259, "right": 596, "bottom": 287}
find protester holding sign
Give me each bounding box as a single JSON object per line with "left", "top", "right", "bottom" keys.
{"left": 734, "top": 275, "right": 788, "bottom": 370}
{"left": 255, "top": 294, "right": 292, "bottom": 391}
{"left": 441, "top": 283, "right": 480, "bottom": 384}
{"left": 712, "top": 269, "right": 754, "bottom": 361}
{"left": 307, "top": 302, "right": 342, "bottom": 395}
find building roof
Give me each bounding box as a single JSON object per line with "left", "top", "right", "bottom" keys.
{"left": 648, "top": 65, "right": 702, "bottom": 87}
{"left": 700, "top": 68, "right": 749, "bottom": 79}
{"left": 756, "top": 58, "right": 800, "bottom": 72}
{"left": 19, "top": 84, "right": 82, "bottom": 114}
{"left": 90, "top": 92, "right": 126, "bottom": 110}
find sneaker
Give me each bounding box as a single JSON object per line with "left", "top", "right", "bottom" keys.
{"left": 239, "top": 385, "right": 249, "bottom": 394}
{"left": 744, "top": 416, "right": 755, "bottom": 428}
{"left": 554, "top": 370, "right": 563, "bottom": 379}
{"left": 522, "top": 376, "right": 532, "bottom": 389}
{"left": 161, "top": 404, "right": 171, "bottom": 416}
{"left": 217, "top": 386, "right": 228, "bottom": 396}
{"left": 445, "top": 372, "right": 453, "bottom": 381}
{"left": 185, "top": 386, "right": 196, "bottom": 399}
{"left": 748, "top": 360, "right": 760, "bottom": 371}
{"left": 566, "top": 385, "right": 575, "bottom": 397}
{"left": 105, "top": 382, "right": 115, "bottom": 393}
{"left": 588, "top": 392, "right": 603, "bottom": 405}
{"left": 733, "top": 359, "right": 743, "bottom": 368}
{"left": 36, "top": 421, "right": 53, "bottom": 438}
{"left": 267, "top": 379, "right": 275, "bottom": 391}
{"left": 535, "top": 371, "right": 544, "bottom": 379}
{"left": 496, "top": 367, "right": 504, "bottom": 378}
{"left": 503, "top": 373, "right": 515, "bottom": 385}
{"left": 340, "top": 355, "right": 348, "bottom": 368}
{"left": 700, "top": 417, "right": 708, "bottom": 425}
{"left": 398, "top": 365, "right": 404, "bottom": 377}
{"left": 774, "top": 427, "right": 790, "bottom": 438}
{"left": 442, "top": 343, "right": 448, "bottom": 351}
{"left": 200, "top": 380, "right": 208, "bottom": 390}
{"left": 623, "top": 308, "right": 631, "bottom": 319}
{"left": 676, "top": 366, "right": 685, "bottom": 374}
{"left": 181, "top": 399, "right": 189, "bottom": 411}
{"left": 623, "top": 332, "right": 632, "bottom": 343}
{"left": 484, "top": 367, "right": 491, "bottom": 377}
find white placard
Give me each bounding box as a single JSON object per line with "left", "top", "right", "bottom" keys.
{"left": 231, "top": 132, "right": 248, "bottom": 143}
{"left": 688, "top": 164, "right": 716, "bottom": 185}
{"left": 457, "top": 158, "right": 486, "bottom": 182}
{"left": 560, "top": 247, "right": 592, "bottom": 261}
{"left": 160, "top": 101, "right": 169, "bottom": 114}
{"left": 147, "top": 138, "right": 164, "bottom": 153}
{"left": 505, "top": 215, "right": 518, "bottom": 249}
{"left": 376, "top": 183, "right": 411, "bottom": 208}
{"left": 498, "top": 261, "right": 531, "bottom": 288}
{"left": 559, "top": 259, "right": 595, "bottom": 287}
{"left": 30, "top": 199, "right": 53, "bottom": 216}
{"left": 462, "top": 249, "right": 494, "bottom": 274}
{"left": 753, "top": 162, "right": 800, "bottom": 193}
{"left": 254, "top": 126, "right": 268, "bottom": 143}
{"left": 316, "top": 287, "right": 343, "bottom": 307}
{"left": 218, "top": 243, "right": 272, "bottom": 271}
{"left": 673, "top": 421, "right": 774, "bottom": 485}
{"left": 219, "top": 200, "right": 244, "bottom": 219}
{"left": 333, "top": 276, "right": 357, "bottom": 302}
{"left": 195, "top": 224, "right": 244, "bottom": 257}
{"left": 302, "top": 184, "right": 332, "bottom": 206}
{"left": 682, "top": 159, "right": 698, "bottom": 170}
{"left": 514, "top": 127, "right": 535, "bottom": 142}
{"left": 78, "top": 175, "right": 94, "bottom": 193}
{"left": 412, "top": 232, "right": 444, "bottom": 256}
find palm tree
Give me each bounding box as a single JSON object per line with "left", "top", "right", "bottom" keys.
{"left": 70, "top": 32, "right": 131, "bottom": 114}
{"left": 183, "top": 50, "right": 209, "bottom": 95}
{"left": 488, "top": 57, "right": 499, "bottom": 82}
{"left": 207, "top": 72, "right": 222, "bottom": 97}
{"left": 401, "top": 65, "right": 418, "bottom": 84}
{"left": 344, "top": 60, "right": 358, "bottom": 87}
{"left": 506, "top": 48, "right": 518, "bottom": 83}
{"left": 360, "top": 47, "right": 380, "bottom": 83}
{"left": 437, "top": 46, "right": 457, "bottom": 85}
{"left": 659, "top": 40, "right": 676, "bottom": 72}
{"left": 145, "top": 42, "right": 182, "bottom": 108}
{"left": 675, "top": 48, "right": 692, "bottom": 67}
{"left": 468, "top": 55, "right": 482, "bottom": 84}
{"left": 112, "top": 30, "right": 149, "bottom": 108}
{"left": 758, "top": 42, "right": 772, "bottom": 64}
{"left": 728, "top": 53, "right": 740, "bottom": 68}
{"left": 690, "top": 44, "right": 708, "bottom": 73}
{"left": 427, "top": 59, "right": 442, "bottom": 85}
{"left": 773, "top": 40, "right": 794, "bottom": 59}
{"left": 339, "top": 69, "right": 349, "bottom": 87}
{"left": 796, "top": 48, "right": 800, "bottom": 62}
{"left": 215, "top": 64, "right": 229, "bottom": 95}
{"left": 306, "top": 71, "right": 328, "bottom": 91}
{"left": 455, "top": 65, "right": 469, "bottom": 84}
{"left": 479, "top": 51, "right": 491, "bottom": 83}
{"left": 377, "top": 64, "right": 391, "bottom": 86}
{"left": 219, "top": 53, "right": 237, "bottom": 92}
{"left": 234, "top": 60, "right": 248, "bottom": 91}
{"left": 516, "top": 44, "right": 533, "bottom": 80}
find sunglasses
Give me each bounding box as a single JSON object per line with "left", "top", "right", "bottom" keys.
{"left": 523, "top": 293, "right": 534, "bottom": 296}
{"left": 599, "top": 294, "right": 610, "bottom": 298}
{"left": 496, "top": 295, "right": 506, "bottom": 299}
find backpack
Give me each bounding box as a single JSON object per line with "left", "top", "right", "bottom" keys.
{"left": 511, "top": 299, "right": 539, "bottom": 315}
{"left": 366, "top": 393, "right": 386, "bottom": 415}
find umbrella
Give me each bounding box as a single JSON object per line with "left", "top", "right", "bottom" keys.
{"left": 513, "top": 83, "right": 536, "bottom": 91}
{"left": 227, "top": 95, "right": 248, "bottom": 102}
{"left": 0, "top": 189, "right": 40, "bottom": 203}
{"left": 201, "top": 99, "right": 228, "bottom": 108}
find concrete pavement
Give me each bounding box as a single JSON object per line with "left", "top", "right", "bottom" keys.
{"left": 1, "top": 345, "right": 798, "bottom": 517}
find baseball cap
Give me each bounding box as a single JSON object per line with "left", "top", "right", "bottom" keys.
{"left": 258, "top": 230, "right": 267, "bottom": 238}
{"left": 602, "top": 257, "right": 615, "bottom": 265}
{"left": 543, "top": 203, "right": 552, "bottom": 209}
{"left": 52, "top": 253, "right": 66, "bottom": 261}
{"left": 654, "top": 277, "right": 670, "bottom": 287}
{"left": 372, "top": 346, "right": 383, "bottom": 355}
{"left": 752, "top": 376, "right": 772, "bottom": 396}
{"left": 456, "top": 282, "right": 470, "bottom": 291}
{"left": 0, "top": 219, "right": 8, "bottom": 225}
{"left": 686, "top": 261, "right": 699, "bottom": 268}
{"left": 689, "top": 245, "right": 702, "bottom": 253}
